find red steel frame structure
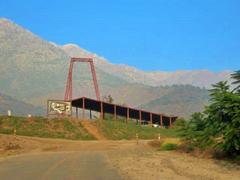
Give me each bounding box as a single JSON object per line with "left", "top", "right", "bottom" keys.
{"left": 64, "top": 57, "right": 100, "bottom": 101}
{"left": 71, "top": 96, "right": 177, "bottom": 127}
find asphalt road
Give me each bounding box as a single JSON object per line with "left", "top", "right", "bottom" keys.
{"left": 0, "top": 151, "right": 123, "bottom": 180}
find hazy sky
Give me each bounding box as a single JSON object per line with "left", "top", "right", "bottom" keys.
{"left": 1, "top": 0, "right": 239, "bottom": 71}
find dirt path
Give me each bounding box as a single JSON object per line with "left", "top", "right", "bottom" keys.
{"left": 109, "top": 146, "right": 240, "bottom": 180}
{"left": 81, "top": 120, "right": 106, "bottom": 140}
{"left": 0, "top": 135, "right": 239, "bottom": 180}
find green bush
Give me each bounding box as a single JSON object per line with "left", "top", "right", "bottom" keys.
{"left": 178, "top": 143, "right": 195, "bottom": 153}
{"left": 178, "top": 70, "right": 240, "bottom": 157}
{"left": 160, "top": 143, "right": 178, "bottom": 151}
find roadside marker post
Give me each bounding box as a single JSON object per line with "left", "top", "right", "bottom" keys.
{"left": 136, "top": 133, "right": 139, "bottom": 145}
{"left": 158, "top": 133, "right": 161, "bottom": 141}
{"left": 8, "top": 110, "right": 11, "bottom": 117}
{"left": 13, "top": 128, "right": 17, "bottom": 138}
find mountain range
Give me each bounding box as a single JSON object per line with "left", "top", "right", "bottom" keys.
{"left": 0, "top": 18, "right": 231, "bottom": 118}
{"left": 0, "top": 92, "right": 44, "bottom": 116}
{"left": 60, "top": 43, "right": 231, "bottom": 88}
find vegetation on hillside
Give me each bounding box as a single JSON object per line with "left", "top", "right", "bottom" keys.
{"left": 139, "top": 85, "right": 209, "bottom": 118}
{"left": 1, "top": 18, "right": 227, "bottom": 118}
{"left": 0, "top": 18, "right": 127, "bottom": 109}
{"left": 94, "top": 118, "right": 179, "bottom": 140}
{"left": 0, "top": 116, "right": 95, "bottom": 140}
{"left": 0, "top": 115, "right": 179, "bottom": 141}
{"left": 0, "top": 92, "right": 44, "bottom": 116}
{"left": 175, "top": 70, "right": 240, "bottom": 158}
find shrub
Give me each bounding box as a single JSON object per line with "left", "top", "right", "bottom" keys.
{"left": 178, "top": 143, "right": 195, "bottom": 153}
{"left": 160, "top": 143, "right": 178, "bottom": 151}
{"left": 177, "top": 71, "right": 240, "bottom": 158}
{"left": 148, "top": 140, "right": 162, "bottom": 148}
{"left": 4, "top": 142, "right": 21, "bottom": 150}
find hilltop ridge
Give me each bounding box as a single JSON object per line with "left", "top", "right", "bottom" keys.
{"left": 0, "top": 18, "right": 229, "bottom": 117}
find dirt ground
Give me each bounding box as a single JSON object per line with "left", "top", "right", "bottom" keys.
{"left": 81, "top": 120, "right": 106, "bottom": 140}
{"left": 0, "top": 134, "right": 239, "bottom": 180}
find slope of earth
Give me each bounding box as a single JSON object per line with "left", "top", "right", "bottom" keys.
{"left": 0, "top": 93, "right": 44, "bottom": 116}
{"left": 0, "top": 18, "right": 68, "bottom": 102}
{"left": 94, "top": 119, "right": 178, "bottom": 140}
{"left": 81, "top": 120, "right": 106, "bottom": 140}
{"left": 0, "top": 18, "right": 128, "bottom": 107}
{"left": 103, "top": 84, "right": 209, "bottom": 118}
{"left": 0, "top": 116, "right": 177, "bottom": 140}
{"left": 103, "top": 83, "right": 169, "bottom": 107}
{"left": 0, "top": 116, "right": 95, "bottom": 140}
{"left": 61, "top": 43, "right": 231, "bottom": 88}
{"left": 0, "top": 18, "right": 213, "bottom": 117}
{"left": 138, "top": 85, "right": 209, "bottom": 118}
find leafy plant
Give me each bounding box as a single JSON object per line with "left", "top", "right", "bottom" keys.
{"left": 160, "top": 143, "right": 178, "bottom": 151}
{"left": 179, "top": 70, "right": 240, "bottom": 157}
{"left": 231, "top": 70, "right": 240, "bottom": 93}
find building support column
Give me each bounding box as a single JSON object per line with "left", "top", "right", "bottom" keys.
{"left": 169, "top": 117, "right": 172, "bottom": 128}
{"left": 160, "top": 114, "right": 163, "bottom": 128}
{"left": 139, "top": 111, "right": 142, "bottom": 125}
{"left": 82, "top": 97, "right": 85, "bottom": 119}
{"left": 150, "top": 113, "right": 153, "bottom": 126}
{"left": 90, "top": 110, "right": 92, "bottom": 119}
{"left": 126, "top": 108, "right": 129, "bottom": 123}
{"left": 100, "top": 102, "right": 103, "bottom": 120}
{"left": 114, "top": 105, "right": 117, "bottom": 120}
{"left": 76, "top": 107, "right": 78, "bottom": 119}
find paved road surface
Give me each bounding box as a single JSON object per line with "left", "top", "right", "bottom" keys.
{"left": 0, "top": 151, "right": 122, "bottom": 180}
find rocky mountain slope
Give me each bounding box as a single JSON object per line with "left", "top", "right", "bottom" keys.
{"left": 61, "top": 44, "right": 231, "bottom": 88}
{"left": 0, "top": 18, "right": 127, "bottom": 106}
{"left": 138, "top": 85, "right": 209, "bottom": 118}
{"left": 0, "top": 92, "right": 44, "bottom": 116}
{"left": 0, "top": 18, "right": 228, "bottom": 117}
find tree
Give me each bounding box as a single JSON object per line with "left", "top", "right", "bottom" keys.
{"left": 209, "top": 81, "right": 229, "bottom": 100}
{"left": 102, "top": 95, "right": 114, "bottom": 103}
{"left": 231, "top": 70, "right": 240, "bottom": 93}
{"left": 173, "top": 118, "right": 186, "bottom": 130}
{"left": 102, "top": 95, "right": 114, "bottom": 120}
{"left": 180, "top": 113, "right": 208, "bottom": 148}
{"left": 179, "top": 71, "right": 240, "bottom": 156}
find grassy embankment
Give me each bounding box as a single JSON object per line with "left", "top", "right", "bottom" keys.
{"left": 0, "top": 116, "right": 179, "bottom": 141}
{"left": 0, "top": 116, "right": 95, "bottom": 140}
{"left": 95, "top": 119, "right": 181, "bottom": 150}
{"left": 94, "top": 118, "right": 179, "bottom": 140}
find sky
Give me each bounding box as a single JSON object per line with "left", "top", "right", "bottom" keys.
{"left": 0, "top": 0, "right": 239, "bottom": 71}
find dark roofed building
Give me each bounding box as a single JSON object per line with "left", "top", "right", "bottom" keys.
{"left": 71, "top": 97, "right": 177, "bottom": 127}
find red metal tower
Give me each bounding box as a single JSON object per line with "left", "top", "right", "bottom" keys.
{"left": 64, "top": 57, "right": 100, "bottom": 101}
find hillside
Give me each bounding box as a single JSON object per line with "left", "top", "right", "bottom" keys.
{"left": 0, "top": 116, "right": 95, "bottom": 140}
{"left": 0, "top": 18, "right": 128, "bottom": 107}
{"left": 0, "top": 116, "right": 177, "bottom": 140}
{"left": 0, "top": 18, "right": 68, "bottom": 103}
{"left": 102, "top": 84, "right": 209, "bottom": 118}
{"left": 61, "top": 43, "right": 231, "bottom": 88}
{"left": 0, "top": 18, "right": 219, "bottom": 117}
{"left": 0, "top": 93, "right": 44, "bottom": 116}
{"left": 138, "top": 85, "right": 209, "bottom": 118}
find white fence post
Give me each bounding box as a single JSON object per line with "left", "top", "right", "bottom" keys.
{"left": 7, "top": 110, "right": 11, "bottom": 117}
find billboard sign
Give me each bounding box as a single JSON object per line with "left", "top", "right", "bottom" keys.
{"left": 47, "top": 100, "right": 72, "bottom": 116}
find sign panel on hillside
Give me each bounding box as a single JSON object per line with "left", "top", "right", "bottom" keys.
{"left": 47, "top": 100, "right": 72, "bottom": 116}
